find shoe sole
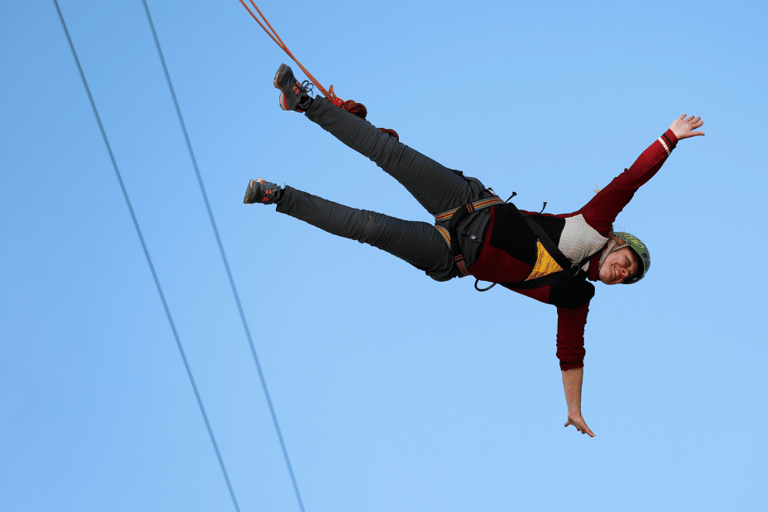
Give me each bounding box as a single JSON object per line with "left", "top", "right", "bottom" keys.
{"left": 273, "top": 63, "right": 290, "bottom": 90}
{"left": 243, "top": 179, "right": 257, "bottom": 204}
{"left": 275, "top": 64, "right": 293, "bottom": 110}
{"left": 243, "top": 178, "right": 268, "bottom": 204}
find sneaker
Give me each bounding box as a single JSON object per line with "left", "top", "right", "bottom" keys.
{"left": 273, "top": 63, "right": 313, "bottom": 112}
{"left": 243, "top": 178, "right": 283, "bottom": 204}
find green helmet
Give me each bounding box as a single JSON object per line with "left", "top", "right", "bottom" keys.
{"left": 614, "top": 232, "right": 650, "bottom": 284}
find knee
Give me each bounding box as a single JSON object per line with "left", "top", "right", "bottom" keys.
{"left": 369, "top": 133, "right": 409, "bottom": 170}
{"left": 358, "top": 211, "right": 387, "bottom": 246}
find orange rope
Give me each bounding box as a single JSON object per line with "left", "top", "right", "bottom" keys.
{"left": 238, "top": 2, "right": 399, "bottom": 140}
{"left": 238, "top": 0, "right": 334, "bottom": 100}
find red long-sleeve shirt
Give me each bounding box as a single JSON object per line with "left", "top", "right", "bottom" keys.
{"left": 469, "top": 130, "right": 679, "bottom": 369}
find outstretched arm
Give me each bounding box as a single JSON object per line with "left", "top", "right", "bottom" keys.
{"left": 562, "top": 367, "right": 595, "bottom": 437}
{"left": 578, "top": 114, "right": 705, "bottom": 235}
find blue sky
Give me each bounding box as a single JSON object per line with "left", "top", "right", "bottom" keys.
{"left": 2, "top": 1, "right": 766, "bottom": 511}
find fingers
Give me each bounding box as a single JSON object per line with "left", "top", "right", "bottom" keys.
{"left": 576, "top": 421, "right": 595, "bottom": 436}
{"left": 689, "top": 116, "right": 703, "bottom": 129}
{"left": 564, "top": 418, "right": 596, "bottom": 437}
{"left": 679, "top": 114, "right": 702, "bottom": 125}
{"left": 686, "top": 115, "right": 703, "bottom": 126}
{"left": 674, "top": 114, "right": 705, "bottom": 139}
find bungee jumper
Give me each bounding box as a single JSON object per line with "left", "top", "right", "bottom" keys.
{"left": 239, "top": 1, "right": 704, "bottom": 439}
{"left": 243, "top": 64, "right": 705, "bottom": 437}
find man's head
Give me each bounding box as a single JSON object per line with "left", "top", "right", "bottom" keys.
{"left": 598, "top": 232, "right": 651, "bottom": 285}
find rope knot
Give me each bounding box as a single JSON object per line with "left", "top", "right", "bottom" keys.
{"left": 329, "top": 86, "right": 398, "bottom": 140}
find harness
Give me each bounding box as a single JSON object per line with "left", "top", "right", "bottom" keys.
{"left": 435, "top": 193, "right": 587, "bottom": 291}
{"left": 433, "top": 193, "right": 504, "bottom": 277}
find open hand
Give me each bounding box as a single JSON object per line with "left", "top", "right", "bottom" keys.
{"left": 669, "top": 114, "right": 705, "bottom": 140}
{"left": 564, "top": 413, "right": 596, "bottom": 437}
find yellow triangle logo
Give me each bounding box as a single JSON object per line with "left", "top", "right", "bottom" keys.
{"left": 525, "top": 241, "right": 564, "bottom": 281}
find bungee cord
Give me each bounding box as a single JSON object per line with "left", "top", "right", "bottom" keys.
{"left": 52, "top": 1, "right": 241, "bottom": 511}
{"left": 239, "top": 1, "right": 399, "bottom": 140}
{"left": 238, "top": 0, "right": 333, "bottom": 99}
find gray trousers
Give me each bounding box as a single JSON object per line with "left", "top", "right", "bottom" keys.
{"left": 276, "top": 97, "right": 492, "bottom": 282}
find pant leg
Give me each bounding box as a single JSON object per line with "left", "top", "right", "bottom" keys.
{"left": 304, "top": 98, "right": 489, "bottom": 215}
{"left": 276, "top": 186, "right": 458, "bottom": 281}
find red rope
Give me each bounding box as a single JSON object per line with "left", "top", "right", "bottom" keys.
{"left": 238, "top": 1, "right": 398, "bottom": 140}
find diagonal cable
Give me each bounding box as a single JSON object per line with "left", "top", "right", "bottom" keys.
{"left": 140, "top": 2, "right": 306, "bottom": 511}
{"left": 52, "top": 2, "right": 241, "bottom": 510}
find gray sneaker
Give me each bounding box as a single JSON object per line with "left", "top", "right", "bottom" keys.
{"left": 273, "top": 63, "right": 313, "bottom": 112}
{"left": 243, "top": 178, "right": 283, "bottom": 204}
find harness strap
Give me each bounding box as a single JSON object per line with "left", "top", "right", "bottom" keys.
{"left": 433, "top": 195, "right": 504, "bottom": 277}
{"left": 434, "top": 196, "right": 504, "bottom": 222}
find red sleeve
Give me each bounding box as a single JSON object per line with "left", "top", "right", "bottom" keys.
{"left": 556, "top": 303, "right": 589, "bottom": 370}
{"left": 578, "top": 129, "right": 678, "bottom": 234}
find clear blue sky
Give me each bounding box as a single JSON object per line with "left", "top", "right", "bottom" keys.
{"left": 2, "top": 1, "right": 766, "bottom": 511}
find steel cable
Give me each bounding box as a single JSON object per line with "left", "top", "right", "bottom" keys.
{"left": 53, "top": 1, "right": 241, "bottom": 510}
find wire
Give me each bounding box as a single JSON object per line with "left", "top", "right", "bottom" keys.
{"left": 52, "top": 2, "right": 241, "bottom": 511}
{"left": 140, "top": 2, "right": 306, "bottom": 511}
